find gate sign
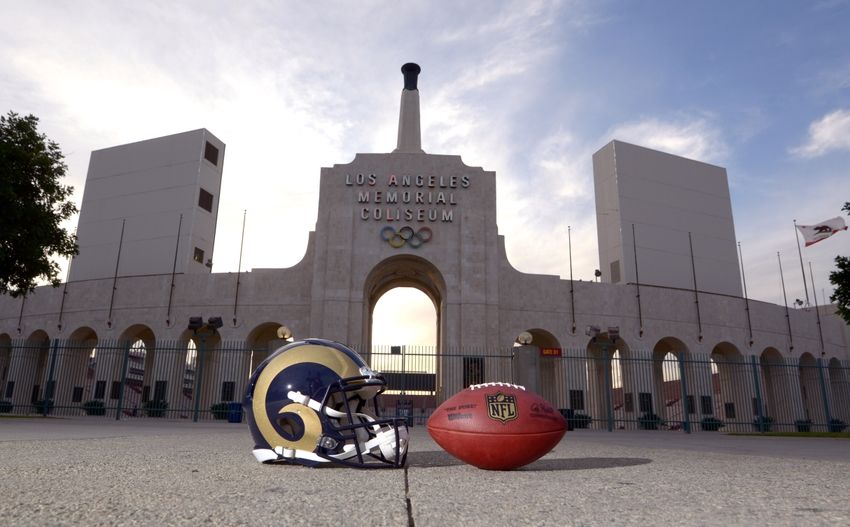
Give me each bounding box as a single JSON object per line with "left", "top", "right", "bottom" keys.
{"left": 540, "top": 347, "right": 562, "bottom": 357}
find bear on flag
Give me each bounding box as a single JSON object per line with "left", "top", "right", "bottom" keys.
{"left": 796, "top": 217, "right": 848, "bottom": 247}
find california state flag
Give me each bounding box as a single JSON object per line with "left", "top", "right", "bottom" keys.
{"left": 796, "top": 217, "right": 848, "bottom": 247}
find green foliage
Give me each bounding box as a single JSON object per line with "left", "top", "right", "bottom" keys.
{"left": 638, "top": 412, "right": 664, "bottom": 430}
{"left": 82, "top": 400, "right": 106, "bottom": 416}
{"left": 0, "top": 111, "right": 78, "bottom": 297}
{"left": 700, "top": 416, "right": 724, "bottom": 431}
{"left": 829, "top": 202, "right": 850, "bottom": 324}
{"left": 0, "top": 400, "right": 12, "bottom": 413}
{"left": 143, "top": 399, "right": 168, "bottom": 417}
{"left": 753, "top": 415, "right": 774, "bottom": 432}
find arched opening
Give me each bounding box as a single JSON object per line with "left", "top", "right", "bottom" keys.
{"left": 759, "top": 347, "right": 796, "bottom": 430}
{"left": 511, "top": 328, "right": 562, "bottom": 407}
{"left": 798, "top": 352, "right": 827, "bottom": 426}
{"left": 363, "top": 255, "right": 445, "bottom": 422}
{"left": 709, "top": 342, "right": 749, "bottom": 430}
{"left": 828, "top": 358, "right": 850, "bottom": 423}
{"left": 112, "top": 325, "right": 156, "bottom": 417}
{"left": 586, "top": 331, "right": 630, "bottom": 430}
{"left": 178, "top": 327, "right": 222, "bottom": 420}
{"left": 246, "top": 322, "right": 288, "bottom": 375}
{"left": 651, "top": 337, "right": 692, "bottom": 430}
{"left": 60, "top": 327, "right": 99, "bottom": 414}
{"left": 3, "top": 330, "right": 52, "bottom": 413}
{"left": 0, "top": 333, "right": 11, "bottom": 407}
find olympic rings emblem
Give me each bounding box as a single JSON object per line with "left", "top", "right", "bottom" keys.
{"left": 380, "top": 226, "right": 433, "bottom": 249}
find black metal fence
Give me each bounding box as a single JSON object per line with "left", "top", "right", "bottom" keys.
{"left": 1, "top": 339, "right": 848, "bottom": 433}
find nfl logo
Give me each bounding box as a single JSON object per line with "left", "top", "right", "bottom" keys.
{"left": 486, "top": 392, "right": 518, "bottom": 424}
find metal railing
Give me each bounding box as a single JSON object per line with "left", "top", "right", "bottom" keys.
{"left": 1, "top": 339, "right": 848, "bottom": 433}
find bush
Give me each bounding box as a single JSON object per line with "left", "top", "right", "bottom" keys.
{"left": 795, "top": 419, "right": 812, "bottom": 433}
{"left": 828, "top": 419, "right": 847, "bottom": 433}
{"left": 32, "top": 399, "right": 54, "bottom": 415}
{"left": 82, "top": 400, "right": 106, "bottom": 416}
{"left": 143, "top": 399, "right": 168, "bottom": 417}
{"left": 638, "top": 412, "right": 664, "bottom": 430}
{"left": 0, "top": 400, "right": 12, "bottom": 413}
{"left": 753, "top": 415, "right": 773, "bottom": 432}
{"left": 569, "top": 413, "right": 592, "bottom": 429}
{"left": 700, "top": 416, "right": 724, "bottom": 432}
{"left": 211, "top": 402, "right": 230, "bottom": 420}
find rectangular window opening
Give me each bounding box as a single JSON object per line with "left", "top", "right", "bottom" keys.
{"left": 204, "top": 141, "right": 219, "bottom": 166}
{"left": 198, "top": 188, "right": 214, "bottom": 213}
{"left": 638, "top": 392, "right": 653, "bottom": 413}
{"left": 701, "top": 395, "right": 713, "bottom": 415}
{"left": 110, "top": 381, "right": 121, "bottom": 400}
{"left": 221, "top": 381, "right": 235, "bottom": 402}
{"left": 194, "top": 247, "right": 205, "bottom": 264}
{"left": 569, "top": 389, "right": 585, "bottom": 411}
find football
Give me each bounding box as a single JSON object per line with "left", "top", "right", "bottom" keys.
{"left": 426, "top": 382, "right": 567, "bottom": 470}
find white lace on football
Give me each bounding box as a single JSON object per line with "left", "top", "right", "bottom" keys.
{"left": 468, "top": 382, "right": 526, "bottom": 390}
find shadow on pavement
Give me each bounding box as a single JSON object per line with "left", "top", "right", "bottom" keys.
{"left": 408, "top": 451, "right": 652, "bottom": 471}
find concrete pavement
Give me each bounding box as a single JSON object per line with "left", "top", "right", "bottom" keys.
{"left": 1, "top": 417, "right": 849, "bottom": 526}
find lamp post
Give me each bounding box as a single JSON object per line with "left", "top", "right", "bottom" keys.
{"left": 188, "top": 316, "right": 223, "bottom": 422}
{"left": 586, "top": 325, "right": 619, "bottom": 432}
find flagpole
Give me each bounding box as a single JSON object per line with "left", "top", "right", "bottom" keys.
{"left": 233, "top": 209, "right": 247, "bottom": 325}
{"left": 808, "top": 262, "right": 825, "bottom": 354}
{"left": 632, "top": 223, "right": 644, "bottom": 337}
{"left": 777, "top": 252, "right": 794, "bottom": 351}
{"left": 738, "top": 242, "right": 753, "bottom": 347}
{"left": 793, "top": 219, "right": 811, "bottom": 306}
{"left": 567, "top": 225, "right": 576, "bottom": 334}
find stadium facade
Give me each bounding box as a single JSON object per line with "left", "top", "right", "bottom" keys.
{"left": 1, "top": 64, "right": 848, "bottom": 430}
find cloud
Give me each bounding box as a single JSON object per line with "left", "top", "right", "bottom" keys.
{"left": 606, "top": 117, "right": 729, "bottom": 164}
{"left": 791, "top": 108, "right": 850, "bottom": 158}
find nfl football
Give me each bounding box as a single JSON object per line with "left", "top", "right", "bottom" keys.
{"left": 426, "top": 382, "right": 567, "bottom": 470}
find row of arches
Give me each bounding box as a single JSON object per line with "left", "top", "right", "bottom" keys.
{"left": 523, "top": 329, "right": 850, "bottom": 431}
{"left": 2, "top": 323, "right": 849, "bottom": 429}
{"left": 0, "top": 323, "right": 290, "bottom": 418}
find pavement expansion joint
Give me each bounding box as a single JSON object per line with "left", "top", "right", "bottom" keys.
{"left": 404, "top": 466, "right": 415, "bottom": 527}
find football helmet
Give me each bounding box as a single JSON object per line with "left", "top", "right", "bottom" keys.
{"left": 244, "top": 338, "right": 409, "bottom": 468}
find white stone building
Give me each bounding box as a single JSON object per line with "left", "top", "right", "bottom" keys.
{"left": 0, "top": 64, "right": 848, "bottom": 430}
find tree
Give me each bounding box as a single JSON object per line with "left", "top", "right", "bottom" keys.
{"left": 829, "top": 202, "right": 850, "bottom": 324}
{"left": 0, "top": 112, "right": 78, "bottom": 297}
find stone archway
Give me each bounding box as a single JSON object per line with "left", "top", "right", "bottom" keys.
{"left": 651, "top": 337, "right": 693, "bottom": 429}
{"left": 362, "top": 255, "right": 447, "bottom": 403}
{"left": 55, "top": 326, "right": 99, "bottom": 413}
{"left": 709, "top": 342, "right": 750, "bottom": 430}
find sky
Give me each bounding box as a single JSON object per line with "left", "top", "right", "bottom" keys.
{"left": 2, "top": 1, "right": 850, "bottom": 346}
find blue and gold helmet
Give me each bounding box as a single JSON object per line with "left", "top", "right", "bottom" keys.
{"left": 243, "top": 338, "right": 408, "bottom": 468}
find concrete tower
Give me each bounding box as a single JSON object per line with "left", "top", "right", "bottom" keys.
{"left": 69, "top": 129, "right": 225, "bottom": 282}
{"left": 593, "top": 140, "right": 742, "bottom": 297}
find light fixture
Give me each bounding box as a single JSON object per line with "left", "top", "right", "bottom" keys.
{"left": 517, "top": 331, "right": 533, "bottom": 345}
{"left": 585, "top": 325, "right": 600, "bottom": 338}
{"left": 277, "top": 325, "right": 293, "bottom": 340}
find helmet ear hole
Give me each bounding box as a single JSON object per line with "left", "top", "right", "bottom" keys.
{"left": 276, "top": 412, "right": 305, "bottom": 442}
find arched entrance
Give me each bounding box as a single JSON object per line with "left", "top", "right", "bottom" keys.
{"left": 710, "top": 342, "right": 750, "bottom": 430}
{"left": 362, "top": 255, "right": 446, "bottom": 352}
{"left": 362, "top": 255, "right": 446, "bottom": 416}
